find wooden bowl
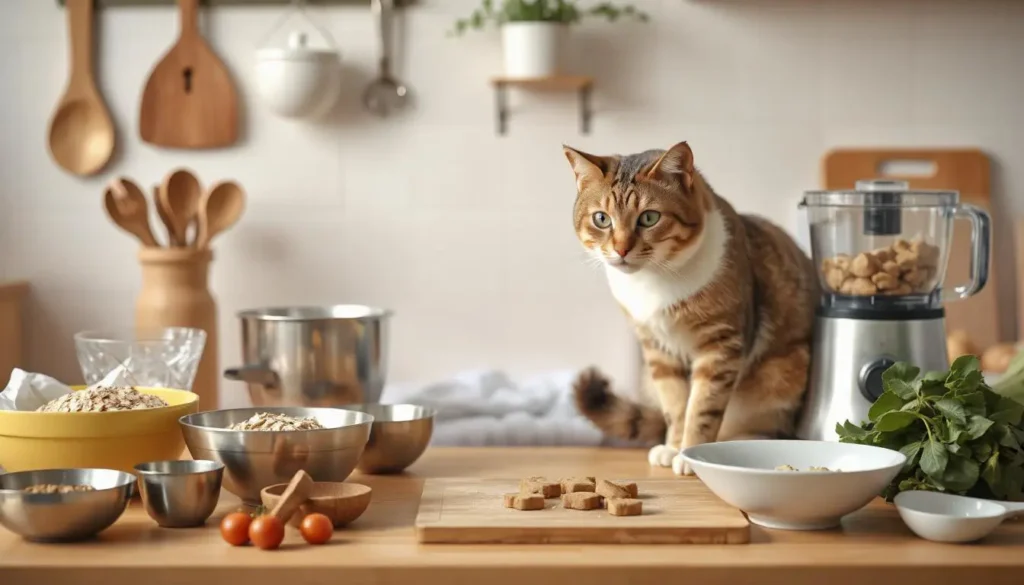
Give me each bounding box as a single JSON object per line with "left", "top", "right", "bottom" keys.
{"left": 260, "top": 481, "right": 372, "bottom": 528}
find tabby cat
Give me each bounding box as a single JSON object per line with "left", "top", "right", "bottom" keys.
{"left": 563, "top": 141, "right": 819, "bottom": 475}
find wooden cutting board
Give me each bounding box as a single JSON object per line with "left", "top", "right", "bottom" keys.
{"left": 415, "top": 478, "right": 750, "bottom": 544}
{"left": 822, "top": 149, "right": 999, "bottom": 350}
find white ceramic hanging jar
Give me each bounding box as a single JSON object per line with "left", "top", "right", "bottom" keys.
{"left": 255, "top": 0, "right": 342, "bottom": 119}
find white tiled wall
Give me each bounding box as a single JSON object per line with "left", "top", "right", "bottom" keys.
{"left": 2, "top": 0, "right": 1023, "bottom": 407}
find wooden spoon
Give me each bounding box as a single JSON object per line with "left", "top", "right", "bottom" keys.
{"left": 268, "top": 470, "right": 314, "bottom": 525}
{"left": 195, "top": 180, "right": 245, "bottom": 249}
{"left": 158, "top": 169, "right": 202, "bottom": 247}
{"left": 48, "top": 0, "right": 115, "bottom": 176}
{"left": 104, "top": 178, "right": 159, "bottom": 247}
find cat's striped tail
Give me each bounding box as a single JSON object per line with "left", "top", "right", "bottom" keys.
{"left": 572, "top": 367, "right": 666, "bottom": 443}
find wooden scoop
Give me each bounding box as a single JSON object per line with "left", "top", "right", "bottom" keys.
{"left": 158, "top": 169, "right": 202, "bottom": 247}
{"left": 48, "top": 0, "right": 115, "bottom": 176}
{"left": 104, "top": 178, "right": 159, "bottom": 247}
{"left": 139, "top": 0, "right": 239, "bottom": 149}
{"left": 195, "top": 180, "right": 245, "bottom": 249}
{"left": 268, "top": 470, "right": 314, "bottom": 524}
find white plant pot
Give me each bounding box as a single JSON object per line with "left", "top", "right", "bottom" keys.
{"left": 501, "top": 22, "right": 567, "bottom": 78}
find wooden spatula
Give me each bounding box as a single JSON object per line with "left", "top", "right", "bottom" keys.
{"left": 139, "top": 0, "right": 238, "bottom": 149}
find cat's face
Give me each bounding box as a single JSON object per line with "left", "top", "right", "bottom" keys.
{"left": 564, "top": 142, "right": 707, "bottom": 275}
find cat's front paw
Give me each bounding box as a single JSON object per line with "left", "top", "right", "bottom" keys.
{"left": 671, "top": 453, "right": 693, "bottom": 476}
{"left": 648, "top": 444, "right": 677, "bottom": 467}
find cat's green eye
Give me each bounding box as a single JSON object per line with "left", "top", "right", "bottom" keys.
{"left": 592, "top": 212, "right": 612, "bottom": 229}
{"left": 637, "top": 210, "right": 661, "bottom": 228}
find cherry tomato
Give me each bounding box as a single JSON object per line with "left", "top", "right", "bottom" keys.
{"left": 220, "top": 512, "right": 252, "bottom": 546}
{"left": 249, "top": 515, "right": 285, "bottom": 550}
{"left": 299, "top": 513, "right": 333, "bottom": 545}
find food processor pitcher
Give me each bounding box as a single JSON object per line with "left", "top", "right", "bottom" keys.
{"left": 796, "top": 179, "right": 992, "bottom": 442}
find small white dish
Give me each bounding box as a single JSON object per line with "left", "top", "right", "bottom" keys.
{"left": 680, "top": 440, "right": 905, "bottom": 530}
{"left": 894, "top": 490, "right": 1024, "bottom": 543}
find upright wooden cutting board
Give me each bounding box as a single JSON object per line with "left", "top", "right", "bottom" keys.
{"left": 415, "top": 478, "right": 750, "bottom": 544}
{"left": 822, "top": 149, "right": 998, "bottom": 350}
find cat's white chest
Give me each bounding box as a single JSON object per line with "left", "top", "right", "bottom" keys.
{"left": 603, "top": 209, "right": 728, "bottom": 358}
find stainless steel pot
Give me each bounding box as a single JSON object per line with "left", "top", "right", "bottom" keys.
{"left": 224, "top": 305, "right": 391, "bottom": 407}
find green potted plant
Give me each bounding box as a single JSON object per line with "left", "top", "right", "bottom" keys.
{"left": 450, "top": 0, "right": 648, "bottom": 79}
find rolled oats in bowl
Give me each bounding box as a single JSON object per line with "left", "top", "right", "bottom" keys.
{"left": 36, "top": 386, "right": 169, "bottom": 413}
{"left": 228, "top": 412, "right": 325, "bottom": 431}
{"left": 23, "top": 484, "right": 96, "bottom": 494}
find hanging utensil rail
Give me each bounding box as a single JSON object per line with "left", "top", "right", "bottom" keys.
{"left": 57, "top": 0, "right": 413, "bottom": 7}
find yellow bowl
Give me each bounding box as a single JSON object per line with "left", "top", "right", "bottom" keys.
{"left": 0, "top": 387, "right": 199, "bottom": 473}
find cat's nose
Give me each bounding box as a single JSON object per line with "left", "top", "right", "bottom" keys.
{"left": 615, "top": 245, "right": 632, "bottom": 258}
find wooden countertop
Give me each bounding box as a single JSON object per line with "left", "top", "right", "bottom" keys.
{"left": 2, "top": 447, "right": 1023, "bottom": 585}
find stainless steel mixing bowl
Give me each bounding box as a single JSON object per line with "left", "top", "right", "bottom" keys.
{"left": 134, "top": 460, "right": 224, "bottom": 528}
{"left": 0, "top": 468, "right": 134, "bottom": 541}
{"left": 223, "top": 305, "right": 391, "bottom": 408}
{"left": 345, "top": 404, "right": 435, "bottom": 474}
{"left": 179, "top": 407, "right": 374, "bottom": 504}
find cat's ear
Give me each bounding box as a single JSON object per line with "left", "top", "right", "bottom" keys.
{"left": 646, "top": 141, "right": 695, "bottom": 191}
{"left": 563, "top": 145, "right": 611, "bottom": 191}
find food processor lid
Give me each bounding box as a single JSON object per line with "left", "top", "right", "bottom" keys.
{"left": 801, "top": 179, "right": 958, "bottom": 208}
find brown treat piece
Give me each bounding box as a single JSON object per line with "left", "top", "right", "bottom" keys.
{"left": 871, "top": 272, "right": 898, "bottom": 290}
{"left": 820, "top": 258, "right": 834, "bottom": 273}
{"left": 618, "top": 482, "right": 639, "bottom": 498}
{"left": 607, "top": 498, "right": 643, "bottom": 517}
{"left": 596, "top": 479, "right": 631, "bottom": 501}
{"left": 504, "top": 492, "right": 545, "bottom": 511}
{"left": 560, "top": 477, "right": 597, "bottom": 494}
{"left": 919, "top": 267, "right": 935, "bottom": 289}
{"left": 848, "top": 277, "right": 877, "bottom": 295}
{"left": 520, "top": 477, "right": 561, "bottom": 498}
{"left": 833, "top": 254, "right": 851, "bottom": 271}
{"left": 882, "top": 261, "right": 901, "bottom": 278}
{"left": 839, "top": 276, "right": 857, "bottom": 294}
{"left": 892, "top": 283, "right": 913, "bottom": 295}
{"left": 850, "top": 253, "right": 880, "bottom": 278}
{"left": 561, "top": 492, "right": 602, "bottom": 511}
{"left": 825, "top": 267, "right": 847, "bottom": 290}
{"left": 902, "top": 267, "right": 925, "bottom": 287}
{"left": 915, "top": 241, "right": 940, "bottom": 268}
{"left": 872, "top": 247, "right": 894, "bottom": 263}
{"left": 893, "top": 239, "right": 912, "bottom": 251}
{"left": 894, "top": 249, "right": 918, "bottom": 272}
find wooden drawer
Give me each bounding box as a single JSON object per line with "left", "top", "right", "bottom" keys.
{"left": 0, "top": 281, "right": 29, "bottom": 377}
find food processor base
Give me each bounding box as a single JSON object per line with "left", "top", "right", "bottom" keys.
{"left": 796, "top": 314, "right": 949, "bottom": 441}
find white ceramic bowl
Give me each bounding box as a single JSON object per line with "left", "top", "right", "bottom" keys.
{"left": 680, "top": 440, "right": 906, "bottom": 530}
{"left": 255, "top": 32, "right": 341, "bottom": 119}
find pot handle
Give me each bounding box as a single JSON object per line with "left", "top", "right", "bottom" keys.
{"left": 224, "top": 365, "right": 281, "bottom": 388}
{"left": 942, "top": 203, "right": 991, "bottom": 302}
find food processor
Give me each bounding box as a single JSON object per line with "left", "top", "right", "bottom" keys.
{"left": 796, "top": 179, "right": 991, "bottom": 441}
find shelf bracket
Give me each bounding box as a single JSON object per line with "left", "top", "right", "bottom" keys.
{"left": 490, "top": 76, "right": 594, "bottom": 137}
{"left": 579, "top": 83, "right": 593, "bottom": 134}
{"left": 495, "top": 81, "right": 509, "bottom": 136}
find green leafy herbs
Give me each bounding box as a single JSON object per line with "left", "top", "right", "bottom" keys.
{"left": 836, "top": 355, "right": 1024, "bottom": 502}
{"left": 449, "top": 0, "right": 649, "bottom": 36}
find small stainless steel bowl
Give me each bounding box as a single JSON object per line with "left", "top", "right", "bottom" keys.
{"left": 179, "top": 407, "right": 374, "bottom": 505}
{"left": 133, "top": 460, "right": 224, "bottom": 528}
{"left": 345, "top": 404, "right": 435, "bottom": 474}
{"left": 0, "top": 468, "right": 134, "bottom": 542}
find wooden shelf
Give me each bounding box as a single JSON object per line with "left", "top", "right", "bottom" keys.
{"left": 57, "top": 0, "right": 414, "bottom": 7}
{"left": 490, "top": 75, "right": 594, "bottom": 136}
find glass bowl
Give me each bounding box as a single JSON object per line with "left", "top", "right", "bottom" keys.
{"left": 74, "top": 327, "right": 206, "bottom": 391}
